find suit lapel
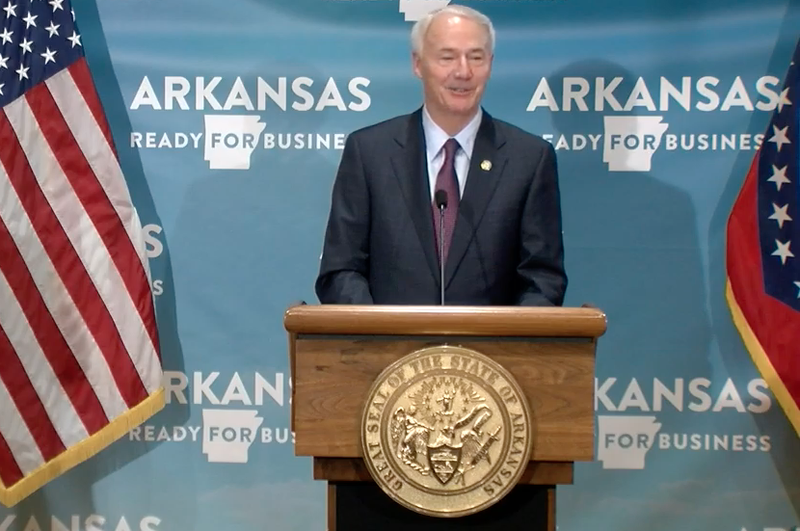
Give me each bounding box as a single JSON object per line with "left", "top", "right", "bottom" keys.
{"left": 444, "top": 111, "right": 507, "bottom": 288}
{"left": 390, "top": 109, "right": 441, "bottom": 285}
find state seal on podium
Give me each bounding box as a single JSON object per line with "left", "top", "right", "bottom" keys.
{"left": 360, "top": 345, "right": 533, "bottom": 518}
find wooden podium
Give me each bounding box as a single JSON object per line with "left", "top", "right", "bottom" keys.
{"left": 284, "top": 305, "right": 606, "bottom": 531}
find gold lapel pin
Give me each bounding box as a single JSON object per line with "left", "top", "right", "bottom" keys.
{"left": 480, "top": 160, "right": 492, "bottom": 171}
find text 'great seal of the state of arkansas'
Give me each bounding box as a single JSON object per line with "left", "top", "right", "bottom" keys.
{"left": 360, "top": 345, "right": 533, "bottom": 518}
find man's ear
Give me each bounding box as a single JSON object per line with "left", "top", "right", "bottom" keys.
{"left": 412, "top": 52, "right": 423, "bottom": 79}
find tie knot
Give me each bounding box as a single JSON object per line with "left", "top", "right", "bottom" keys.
{"left": 443, "top": 138, "right": 459, "bottom": 160}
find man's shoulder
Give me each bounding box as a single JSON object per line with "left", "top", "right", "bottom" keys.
{"left": 490, "top": 115, "right": 553, "bottom": 152}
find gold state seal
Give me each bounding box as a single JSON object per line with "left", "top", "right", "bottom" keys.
{"left": 360, "top": 345, "right": 533, "bottom": 517}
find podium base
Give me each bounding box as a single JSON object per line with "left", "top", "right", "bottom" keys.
{"left": 329, "top": 482, "right": 554, "bottom": 531}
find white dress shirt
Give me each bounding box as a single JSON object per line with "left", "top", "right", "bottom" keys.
{"left": 422, "top": 106, "right": 483, "bottom": 202}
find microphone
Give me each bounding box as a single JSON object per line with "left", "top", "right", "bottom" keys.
{"left": 434, "top": 190, "right": 448, "bottom": 305}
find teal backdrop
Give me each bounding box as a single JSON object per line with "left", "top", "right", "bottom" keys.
{"left": 1, "top": 0, "right": 799, "bottom": 529}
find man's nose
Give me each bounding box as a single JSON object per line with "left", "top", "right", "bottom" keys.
{"left": 453, "top": 56, "right": 473, "bottom": 78}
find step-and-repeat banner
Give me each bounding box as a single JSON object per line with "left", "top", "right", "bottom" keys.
{"left": 2, "top": 0, "right": 799, "bottom": 529}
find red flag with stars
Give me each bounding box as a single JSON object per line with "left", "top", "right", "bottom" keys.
{"left": 726, "top": 39, "right": 800, "bottom": 436}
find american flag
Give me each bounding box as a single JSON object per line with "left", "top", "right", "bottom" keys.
{"left": 0, "top": 0, "right": 163, "bottom": 507}
{"left": 726, "top": 39, "right": 799, "bottom": 436}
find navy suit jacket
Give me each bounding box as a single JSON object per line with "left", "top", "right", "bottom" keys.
{"left": 315, "top": 107, "right": 567, "bottom": 306}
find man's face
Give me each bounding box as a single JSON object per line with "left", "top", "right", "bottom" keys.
{"left": 413, "top": 14, "right": 493, "bottom": 121}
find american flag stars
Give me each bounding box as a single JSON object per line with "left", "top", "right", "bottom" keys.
{"left": 0, "top": 0, "right": 81, "bottom": 96}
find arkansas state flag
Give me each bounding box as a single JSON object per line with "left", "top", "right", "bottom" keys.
{"left": 726, "top": 39, "right": 800, "bottom": 436}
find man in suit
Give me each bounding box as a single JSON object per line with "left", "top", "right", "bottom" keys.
{"left": 315, "top": 5, "right": 566, "bottom": 306}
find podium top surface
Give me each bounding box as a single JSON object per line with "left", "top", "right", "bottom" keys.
{"left": 283, "top": 305, "right": 606, "bottom": 338}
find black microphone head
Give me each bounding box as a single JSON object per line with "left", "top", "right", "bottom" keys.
{"left": 435, "top": 189, "right": 448, "bottom": 209}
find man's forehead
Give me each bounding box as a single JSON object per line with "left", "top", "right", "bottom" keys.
{"left": 424, "top": 28, "right": 490, "bottom": 50}
{"left": 430, "top": 15, "right": 484, "bottom": 33}
{"left": 429, "top": 42, "right": 489, "bottom": 53}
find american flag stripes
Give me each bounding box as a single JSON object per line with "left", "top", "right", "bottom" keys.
{"left": 726, "top": 39, "right": 800, "bottom": 436}
{"left": 0, "top": 0, "right": 163, "bottom": 506}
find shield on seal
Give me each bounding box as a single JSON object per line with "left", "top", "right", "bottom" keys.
{"left": 427, "top": 443, "right": 462, "bottom": 485}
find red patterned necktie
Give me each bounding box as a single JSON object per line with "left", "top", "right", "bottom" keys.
{"left": 432, "top": 138, "right": 460, "bottom": 264}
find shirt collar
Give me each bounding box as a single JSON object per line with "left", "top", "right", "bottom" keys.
{"left": 422, "top": 105, "right": 483, "bottom": 161}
